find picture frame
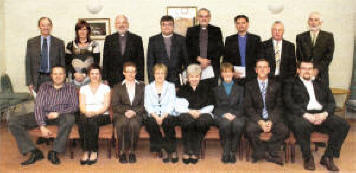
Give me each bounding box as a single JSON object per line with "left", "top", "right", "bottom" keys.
{"left": 167, "top": 6, "right": 197, "bottom": 36}
{"left": 78, "top": 18, "right": 111, "bottom": 40}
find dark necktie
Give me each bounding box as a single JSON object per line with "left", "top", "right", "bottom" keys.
{"left": 40, "top": 38, "right": 49, "bottom": 73}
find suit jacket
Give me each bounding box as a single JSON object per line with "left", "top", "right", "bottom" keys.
{"left": 213, "top": 83, "right": 244, "bottom": 118}
{"left": 25, "top": 35, "right": 65, "bottom": 90}
{"left": 296, "top": 30, "right": 334, "bottom": 85}
{"left": 283, "top": 77, "right": 335, "bottom": 120}
{"left": 244, "top": 78, "right": 283, "bottom": 124}
{"left": 111, "top": 80, "right": 145, "bottom": 116}
{"left": 223, "top": 33, "right": 262, "bottom": 81}
{"left": 144, "top": 80, "right": 176, "bottom": 116}
{"left": 261, "top": 39, "right": 296, "bottom": 81}
{"left": 147, "top": 33, "right": 188, "bottom": 86}
{"left": 103, "top": 31, "right": 144, "bottom": 87}
{"left": 186, "top": 24, "right": 224, "bottom": 77}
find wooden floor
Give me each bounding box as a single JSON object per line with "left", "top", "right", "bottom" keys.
{"left": 1, "top": 118, "right": 356, "bottom": 173}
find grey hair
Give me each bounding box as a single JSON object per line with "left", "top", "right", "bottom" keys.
{"left": 198, "top": 8, "right": 211, "bottom": 17}
{"left": 308, "top": 11, "right": 322, "bottom": 22}
{"left": 187, "top": 63, "right": 202, "bottom": 76}
{"left": 272, "top": 21, "right": 284, "bottom": 27}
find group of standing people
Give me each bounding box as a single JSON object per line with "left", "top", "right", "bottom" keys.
{"left": 8, "top": 7, "right": 350, "bottom": 172}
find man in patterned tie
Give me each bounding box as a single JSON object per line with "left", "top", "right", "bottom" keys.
{"left": 261, "top": 21, "right": 296, "bottom": 82}
{"left": 244, "top": 59, "right": 289, "bottom": 165}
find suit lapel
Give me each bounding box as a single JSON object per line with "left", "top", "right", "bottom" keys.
{"left": 253, "top": 80, "right": 264, "bottom": 106}
{"left": 123, "top": 32, "right": 131, "bottom": 57}
{"left": 122, "top": 83, "right": 131, "bottom": 105}
{"left": 313, "top": 30, "right": 324, "bottom": 49}
{"left": 305, "top": 31, "right": 314, "bottom": 49}
{"left": 49, "top": 36, "right": 56, "bottom": 66}
{"left": 158, "top": 35, "right": 169, "bottom": 60}
{"left": 267, "top": 39, "right": 276, "bottom": 74}
{"left": 132, "top": 82, "right": 141, "bottom": 106}
{"left": 169, "top": 34, "right": 176, "bottom": 62}
{"left": 34, "top": 36, "right": 42, "bottom": 64}
{"left": 234, "top": 35, "right": 241, "bottom": 62}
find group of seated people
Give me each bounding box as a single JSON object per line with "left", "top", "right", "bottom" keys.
{"left": 8, "top": 58, "right": 350, "bottom": 171}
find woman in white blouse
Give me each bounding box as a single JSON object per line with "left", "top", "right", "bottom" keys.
{"left": 79, "top": 65, "right": 111, "bottom": 165}
{"left": 144, "top": 63, "right": 179, "bottom": 163}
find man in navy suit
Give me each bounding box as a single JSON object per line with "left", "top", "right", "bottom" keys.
{"left": 147, "top": 15, "right": 188, "bottom": 87}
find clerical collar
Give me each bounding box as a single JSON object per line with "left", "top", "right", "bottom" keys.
{"left": 201, "top": 27, "right": 207, "bottom": 30}
{"left": 162, "top": 34, "right": 173, "bottom": 38}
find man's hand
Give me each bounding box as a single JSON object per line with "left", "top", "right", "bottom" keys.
{"left": 28, "top": 85, "right": 34, "bottom": 96}
{"left": 40, "top": 126, "right": 53, "bottom": 138}
{"left": 233, "top": 72, "right": 243, "bottom": 79}
{"left": 314, "top": 112, "right": 328, "bottom": 125}
{"left": 103, "top": 80, "right": 109, "bottom": 85}
{"left": 224, "top": 113, "right": 236, "bottom": 121}
{"left": 303, "top": 113, "right": 315, "bottom": 124}
{"left": 47, "top": 112, "right": 60, "bottom": 119}
{"left": 74, "top": 72, "right": 85, "bottom": 82}
{"left": 85, "top": 111, "right": 96, "bottom": 118}
{"left": 197, "top": 56, "right": 211, "bottom": 69}
{"left": 125, "top": 110, "right": 136, "bottom": 119}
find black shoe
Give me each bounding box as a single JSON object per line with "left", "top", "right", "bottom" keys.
{"left": 266, "top": 155, "right": 283, "bottom": 165}
{"left": 119, "top": 154, "right": 127, "bottom": 164}
{"left": 320, "top": 156, "right": 339, "bottom": 171}
{"left": 221, "top": 153, "right": 230, "bottom": 163}
{"left": 171, "top": 152, "right": 179, "bottom": 163}
{"left": 36, "top": 137, "right": 50, "bottom": 145}
{"left": 80, "top": 159, "right": 88, "bottom": 165}
{"left": 47, "top": 150, "right": 60, "bottom": 165}
{"left": 182, "top": 157, "right": 190, "bottom": 164}
{"left": 128, "top": 154, "right": 136, "bottom": 163}
{"left": 230, "top": 153, "right": 236, "bottom": 163}
{"left": 303, "top": 156, "right": 315, "bottom": 171}
{"left": 189, "top": 157, "right": 198, "bottom": 164}
{"left": 87, "top": 159, "right": 98, "bottom": 165}
{"left": 162, "top": 150, "right": 169, "bottom": 163}
{"left": 21, "top": 149, "right": 44, "bottom": 165}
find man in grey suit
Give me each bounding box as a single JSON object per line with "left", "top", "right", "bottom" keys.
{"left": 147, "top": 15, "right": 188, "bottom": 87}
{"left": 296, "top": 12, "right": 334, "bottom": 86}
{"left": 25, "top": 17, "right": 65, "bottom": 94}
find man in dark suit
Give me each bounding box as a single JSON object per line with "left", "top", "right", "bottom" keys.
{"left": 283, "top": 60, "right": 349, "bottom": 171}
{"left": 103, "top": 15, "right": 144, "bottom": 87}
{"left": 224, "top": 15, "right": 261, "bottom": 85}
{"left": 296, "top": 12, "right": 334, "bottom": 86}
{"left": 147, "top": 15, "right": 188, "bottom": 87}
{"left": 261, "top": 21, "right": 296, "bottom": 82}
{"left": 25, "top": 17, "right": 65, "bottom": 94}
{"left": 244, "top": 59, "right": 289, "bottom": 165}
{"left": 186, "top": 8, "right": 224, "bottom": 87}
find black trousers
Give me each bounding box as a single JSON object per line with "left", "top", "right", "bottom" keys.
{"left": 144, "top": 115, "right": 179, "bottom": 153}
{"left": 245, "top": 120, "right": 289, "bottom": 159}
{"left": 114, "top": 114, "right": 142, "bottom": 153}
{"left": 180, "top": 113, "right": 213, "bottom": 156}
{"left": 215, "top": 116, "right": 246, "bottom": 154}
{"left": 78, "top": 114, "right": 111, "bottom": 152}
{"left": 289, "top": 115, "right": 350, "bottom": 159}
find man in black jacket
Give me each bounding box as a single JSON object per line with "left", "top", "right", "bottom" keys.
{"left": 103, "top": 15, "right": 144, "bottom": 87}
{"left": 147, "top": 15, "right": 188, "bottom": 87}
{"left": 186, "top": 8, "right": 224, "bottom": 87}
{"left": 283, "top": 60, "right": 349, "bottom": 171}
{"left": 244, "top": 59, "right": 288, "bottom": 165}
{"left": 261, "top": 21, "right": 296, "bottom": 82}
{"left": 224, "top": 15, "right": 261, "bottom": 85}
{"left": 296, "top": 12, "right": 334, "bottom": 86}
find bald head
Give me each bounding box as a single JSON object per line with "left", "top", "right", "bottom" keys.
{"left": 308, "top": 11, "right": 322, "bottom": 31}
{"left": 115, "top": 15, "right": 129, "bottom": 34}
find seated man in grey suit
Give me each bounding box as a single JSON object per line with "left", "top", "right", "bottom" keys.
{"left": 9, "top": 66, "right": 78, "bottom": 165}
{"left": 244, "top": 59, "right": 289, "bottom": 165}
{"left": 284, "top": 60, "right": 349, "bottom": 171}
{"left": 147, "top": 15, "right": 188, "bottom": 87}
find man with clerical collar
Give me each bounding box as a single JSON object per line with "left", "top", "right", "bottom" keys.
{"left": 296, "top": 12, "right": 335, "bottom": 86}
{"left": 186, "top": 8, "right": 224, "bottom": 87}
{"left": 283, "top": 60, "right": 349, "bottom": 171}
{"left": 147, "top": 15, "right": 188, "bottom": 87}
{"left": 9, "top": 66, "right": 78, "bottom": 165}
{"left": 103, "top": 15, "right": 144, "bottom": 87}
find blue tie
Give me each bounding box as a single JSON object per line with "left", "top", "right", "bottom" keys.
{"left": 261, "top": 81, "right": 268, "bottom": 119}
{"left": 40, "top": 38, "right": 49, "bottom": 73}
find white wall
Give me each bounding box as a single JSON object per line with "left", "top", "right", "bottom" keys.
{"left": 0, "top": 1, "right": 5, "bottom": 75}
{"left": 3, "top": 0, "right": 355, "bottom": 92}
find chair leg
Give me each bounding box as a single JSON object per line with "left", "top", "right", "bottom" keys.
{"left": 291, "top": 144, "right": 296, "bottom": 163}
{"left": 70, "top": 139, "right": 74, "bottom": 159}
{"left": 116, "top": 138, "right": 119, "bottom": 158}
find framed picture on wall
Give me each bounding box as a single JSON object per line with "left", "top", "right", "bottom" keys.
{"left": 167, "top": 6, "right": 197, "bottom": 36}
{"left": 79, "top": 18, "right": 111, "bottom": 40}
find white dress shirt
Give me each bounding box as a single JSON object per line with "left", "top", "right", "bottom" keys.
{"left": 300, "top": 77, "right": 322, "bottom": 111}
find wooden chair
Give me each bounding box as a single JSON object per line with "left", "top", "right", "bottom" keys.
{"left": 28, "top": 124, "right": 80, "bottom": 159}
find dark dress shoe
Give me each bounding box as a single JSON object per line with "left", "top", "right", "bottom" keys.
{"left": 48, "top": 150, "right": 60, "bottom": 165}
{"left": 87, "top": 159, "right": 98, "bottom": 165}
{"left": 303, "top": 156, "right": 315, "bottom": 170}
{"left": 320, "top": 156, "right": 339, "bottom": 171}
{"left": 171, "top": 152, "right": 179, "bottom": 163}
{"left": 230, "top": 153, "right": 236, "bottom": 163}
{"left": 128, "top": 154, "right": 136, "bottom": 163}
{"left": 267, "top": 155, "right": 283, "bottom": 165}
{"left": 189, "top": 158, "right": 198, "bottom": 164}
{"left": 119, "top": 154, "right": 127, "bottom": 164}
{"left": 182, "top": 158, "right": 190, "bottom": 164}
{"left": 36, "top": 137, "right": 50, "bottom": 145}
{"left": 21, "top": 150, "right": 44, "bottom": 165}
{"left": 80, "top": 159, "right": 88, "bottom": 165}
{"left": 221, "top": 154, "right": 230, "bottom": 163}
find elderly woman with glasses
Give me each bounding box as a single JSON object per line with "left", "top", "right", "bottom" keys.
{"left": 176, "top": 63, "right": 214, "bottom": 164}
{"left": 144, "top": 63, "right": 179, "bottom": 163}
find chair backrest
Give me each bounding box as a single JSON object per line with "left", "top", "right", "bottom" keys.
{"left": 0, "top": 73, "right": 14, "bottom": 93}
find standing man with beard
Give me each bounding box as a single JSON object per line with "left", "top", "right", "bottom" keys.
{"left": 103, "top": 15, "right": 144, "bottom": 87}
{"left": 296, "top": 12, "right": 335, "bottom": 86}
